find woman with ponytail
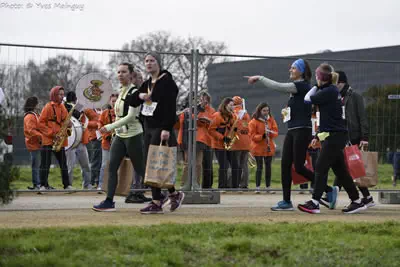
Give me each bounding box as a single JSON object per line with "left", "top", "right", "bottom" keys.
{"left": 298, "top": 63, "right": 366, "bottom": 214}
{"left": 246, "top": 59, "right": 335, "bottom": 211}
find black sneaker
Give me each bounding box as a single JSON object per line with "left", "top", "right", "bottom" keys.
{"left": 319, "top": 196, "right": 330, "bottom": 208}
{"left": 342, "top": 201, "right": 367, "bottom": 214}
{"left": 125, "top": 193, "right": 145, "bottom": 204}
{"left": 169, "top": 191, "right": 185, "bottom": 212}
{"left": 361, "top": 197, "right": 376, "bottom": 208}
{"left": 137, "top": 193, "right": 152, "bottom": 202}
{"left": 140, "top": 202, "right": 163, "bottom": 214}
{"left": 298, "top": 200, "right": 320, "bottom": 214}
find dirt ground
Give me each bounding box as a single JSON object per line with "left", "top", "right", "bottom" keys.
{"left": 1, "top": 192, "right": 400, "bottom": 228}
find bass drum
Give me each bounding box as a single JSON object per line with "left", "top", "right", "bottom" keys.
{"left": 66, "top": 117, "right": 83, "bottom": 151}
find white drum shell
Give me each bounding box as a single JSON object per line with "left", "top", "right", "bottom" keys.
{"left": 66, "top": 117, "right": 83, "bottom": 151}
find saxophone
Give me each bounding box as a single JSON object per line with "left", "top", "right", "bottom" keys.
{"left": 52, "top": 104, "right": 76, "bottom": 152}
{"left": 224, "top": 115, "right": 240, "bottom": 150}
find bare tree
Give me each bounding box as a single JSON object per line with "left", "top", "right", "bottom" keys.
{"left": 27, "top": 55, "right": 101, "bottom": 105}
{"left": 108, "top": 31, "right": 229, "bottom": 106}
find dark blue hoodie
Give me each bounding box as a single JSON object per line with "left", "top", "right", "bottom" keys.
{"left": 310, "top": 83, "right": 347, "bottom": 133}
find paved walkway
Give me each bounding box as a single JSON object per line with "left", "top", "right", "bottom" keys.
{"left": 1, "top": 192, "right": 399, "bottom": 228}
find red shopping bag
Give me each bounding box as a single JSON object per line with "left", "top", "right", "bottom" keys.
{"left": 292, "top": 153, "right": 314, "bottom": 185}
{"left": 344, "top": 145, "right": 366, "bottom": 179}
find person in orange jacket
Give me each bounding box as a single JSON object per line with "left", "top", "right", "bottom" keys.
{"left": 249, "top": 102, "right": 278, "bottom": 193}
{"left": 198, "top": 92, "right": 215, "bottom": 188}
{"left": 85, "top": 108, "right": 102, "bottom": 187}
{"left": 38, "top": 86, "right": 73, "bottom": 191}
{"left": 231, "top": 96, "right": 251, "bottom": 189}
{"left": 98, "top": 93, "right": 118, "bottom": 190}
{"left": 177, "top": 92, "right": 216, "bottom": 190}
{"left": 23, "top": 96, "right": 42, "bottom": 190}
{"left": 64, "top": 91, "right": 92, "bottom": 189}
{"left": 209, "top": 97, "right": 240, "bottom": 188}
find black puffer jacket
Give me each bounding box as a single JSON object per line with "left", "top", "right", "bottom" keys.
{"left": 138, "top": 70, "right": 179, "bottom": 131}
{"left": 341, "top": 85, "right": 369, "bottom": 142}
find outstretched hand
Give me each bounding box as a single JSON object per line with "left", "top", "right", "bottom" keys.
{"left": 244, "top": 76, "right": 261, "bottom": 85}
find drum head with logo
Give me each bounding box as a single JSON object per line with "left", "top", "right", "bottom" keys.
{"left": 75, "top": 73, "right": 113, "bottom": 110}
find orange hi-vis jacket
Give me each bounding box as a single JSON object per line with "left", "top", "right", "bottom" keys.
{"left": 39, "top": 101, "right": 69, "bottom": 147}
{"left": 197, "top": 105, "right": 215, "bottom": 147}
{"left": 98, "top": 108, "right": 116, "bottom": 150}
{"left": 231, "top": 107, "right": 250, "bottom": 151}
{"left": 177, "top": 105, "right": 215, "bottom": 147}
{"left": 249, "top": 116, "right": 279, "bottom": 157}
{"left": 209, "top": 112, "right": 237, "bottom": 150}
{"left": 23, "top": 111, "right": 42, "bottom": 151}
{"left": 84, "top": 109, "right": 100, "bottom": 142}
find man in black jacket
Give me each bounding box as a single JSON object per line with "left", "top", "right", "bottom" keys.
{"left": 335, "top": 71, "right": 375, "bottom": 207}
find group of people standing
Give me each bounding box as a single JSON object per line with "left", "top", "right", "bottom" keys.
{"left": 23, "top": 52, "right": 185, "bottom": 214}
{"left": 23, "top": 52, "right": 373, "bottom": 215}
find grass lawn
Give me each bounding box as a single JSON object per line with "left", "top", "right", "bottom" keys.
{"left": 1, "top": 222, "right": 400, "bottom": 266}
{"left": 13, "top": 161, "right": 396, "bottom": 190}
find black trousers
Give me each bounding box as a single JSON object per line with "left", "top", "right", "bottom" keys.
{"left": 39, "top": 145, "right": 70, "bottom": 188}
{"left": 281, "top": 128, "right": 314, "bottom": 202}
{"left": 300, "top": 149, "right": 320, "bottom": 189}
{"left": 215, "top": 149, "right": 241, "bottom": 188}
{"left": 312, "top": 132, "right": 360, "bottom": 201}
{"left": 202, "top": 145, "right": 214, "bottom": 188}
{"left": 106, "top": 134, "right": 145, "bottom": 200}
{"left": 143, "top": 125, "right": 177, "bottom": 201}
{"left": 334, "top": 138, "right": 370, "bottom": 198}
{"left": 255, "top": 156, "right": 272, "bottom": 187}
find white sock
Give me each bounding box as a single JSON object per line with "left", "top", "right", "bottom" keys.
{"left": 311, "top": 199, "right": 319, "bottom": 206}
{"left": 354, "top": 199, "right": 361, "bottom": 204}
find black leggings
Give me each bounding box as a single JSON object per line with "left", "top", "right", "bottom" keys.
{"left": 39, "top": 145, "right": 70, "bottom": 188}
{"left": 255, "top": 156, "right": 272, "bottom": 187}
{"left": 106, "top": 134, "right": 145, "bottom": 201}
{"left": 281, "top": 128, "right": 314, "bottom": 202}
{"left": 214, "top": 149, "right": 241, "bottom": 188}
{"left": 143, "top": 126, "right": 177, "bottom": 201}
{"left": 313, "top": 132, "right": 359, "bottom": 201}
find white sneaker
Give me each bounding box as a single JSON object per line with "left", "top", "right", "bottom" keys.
{"left": 266, "top": 187, "right": 276, "bottom": 194}
{"left": 255, "top": 187, "right": 260, "bottom": 194}
{"left": 38, "top": 186, "right": 46, "bottom": 194}
{"left": 65, "top": 185, "right": 75, "bottom": 190}
{"left": 82, "top": 184, "right": 94, "bottom": 190}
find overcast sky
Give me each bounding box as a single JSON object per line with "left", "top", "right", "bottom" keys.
{"left": 1, "top": 0, "right": 400, "bottom": 56}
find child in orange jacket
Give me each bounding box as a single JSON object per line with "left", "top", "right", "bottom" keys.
{"left": 23, "top": 96, "right": 42, "bottom": 190}
{"left": 249, "top": 103, "right": 278, "bottom": 193}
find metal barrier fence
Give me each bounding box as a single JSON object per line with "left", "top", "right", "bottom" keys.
{"left": 0, "top": 43, "right": 399, "bottom": 192}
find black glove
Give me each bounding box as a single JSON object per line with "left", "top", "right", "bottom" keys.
{"left": 223, "top": 136, "right": 231, "bottom": 144}
{"left": 262, "top": 133, "right": 267, "bottom": 139}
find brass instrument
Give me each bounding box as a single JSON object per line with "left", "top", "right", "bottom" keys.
{"left": 224, "top": 116, "right": 240, "bottom": 150}
{"left": 248, "top": 152, "right": 256, "bottom": 168}
{"left": 52, "top": 103, "right": 76, "bottom": 152}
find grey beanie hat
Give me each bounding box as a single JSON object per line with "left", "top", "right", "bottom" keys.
{"left": 145, "top": 51, "right": 162, "bottom": 70}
